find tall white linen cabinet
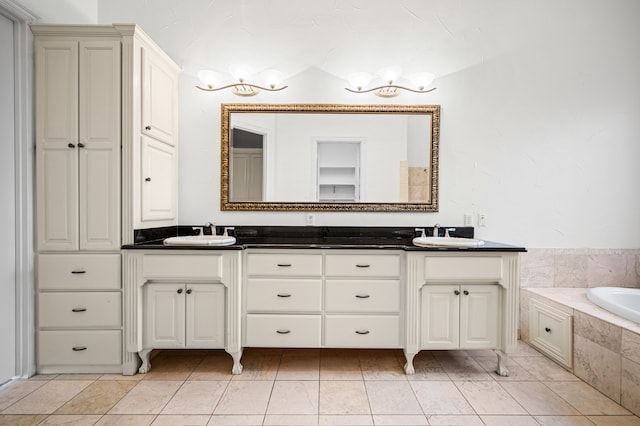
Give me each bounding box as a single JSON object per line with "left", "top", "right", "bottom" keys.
{"left": 32, "top": 24, "right": 179, "bottom": 373}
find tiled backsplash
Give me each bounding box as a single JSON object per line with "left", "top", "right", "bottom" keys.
{"left": 520, "top": 248, "right": 640, "bottom": 288}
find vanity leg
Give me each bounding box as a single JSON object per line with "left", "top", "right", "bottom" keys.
{"left": 403, "top": 349, "right": 417, "bottom": 375}
{"left": 138, "top": 348, "right": 153, "bottom": 374}
{"left": 227, "top": 349, "right": 244, "bottom": 375}
{"left": 495, "top": 350, "right": 510, "bottom": 377}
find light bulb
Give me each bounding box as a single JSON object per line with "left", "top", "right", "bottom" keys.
{"left": 197, "top": 70, "right": 226, "bottom": 89}
{"left": 408, "top": 72, "right": 435, "bottom": 90}
{"left": 228, "top": 64, "right": 251, "bottom": 82}
{"left": 378, "top": 66, "right": 403, "bottom": 84}
{"left": 347, "top": 72, "right": 373, "bottom": 91}
{"left": 261, "top": 69, "right": 284, "bottom": 88}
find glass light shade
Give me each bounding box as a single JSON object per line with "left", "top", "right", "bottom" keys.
{"left": 261, "top": 69, "right": 284, "bottom": 88}
{"left": 228, "top": 64, "right": 252, "bottom": 81}
{"left": 408, "top": 72, "right": 435, "bottom": 89}
{"left": 197, "top": 70, "right": 226, "bottom": 88}
{"left": 347, "top": 72, "right": 373, "bottom": 91}
{"left": 378, "top": 66, "right": 403, "bottom": 83}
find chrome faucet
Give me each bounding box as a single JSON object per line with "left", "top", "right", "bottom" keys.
{"left": 433, "top": 224, "right": 440, "bottom": 237}
{"left": 444, "top": 227, "right": 456, "bottom": 238}
{"left": 205, "top": 222, "right": 216, "bottom": 235}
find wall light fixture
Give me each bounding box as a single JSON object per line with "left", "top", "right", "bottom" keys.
{"left": 196, "top": 65, "right": 287, "bottom": 96}
{"left": 345, "top": 67, "right": 436, "bottom": 98}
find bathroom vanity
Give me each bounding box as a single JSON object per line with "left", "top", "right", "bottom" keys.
{"left": 123, "top": 226, "right": 525, "bottom": 376}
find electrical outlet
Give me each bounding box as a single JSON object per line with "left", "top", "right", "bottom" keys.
{"left": 306, "top": 213, "right": 315, "bottom": 226}
{"left": 478, "top": 213, "right": 487, "bottom": 227}
{"left": 464, "top": 213, "right": 473, "bottom": 226}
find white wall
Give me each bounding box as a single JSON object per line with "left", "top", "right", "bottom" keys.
{"left": 22, "top": 0, "right": 640, "bottom": 248}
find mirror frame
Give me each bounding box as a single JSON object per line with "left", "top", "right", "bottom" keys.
{"left": 220, "top": 103, "right": 440, "bottom": 212}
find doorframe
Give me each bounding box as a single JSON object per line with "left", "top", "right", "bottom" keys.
{"left": 0, "top": 0, "right": 37, "bottom": 378}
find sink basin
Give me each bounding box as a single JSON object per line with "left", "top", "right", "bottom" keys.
{"left": 412, "top": 236, "right": 484, "bottom": 248}
{"left": 163, "top": 235, "right": 236, "bottom": 246}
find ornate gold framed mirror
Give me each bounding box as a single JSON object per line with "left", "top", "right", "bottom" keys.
{"left": 221, "top": 103, "right": 440, "bottom": 212}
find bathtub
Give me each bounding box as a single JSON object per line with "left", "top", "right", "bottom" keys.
{"left": 587, "top": 287, "right": 640, "bottom": 324}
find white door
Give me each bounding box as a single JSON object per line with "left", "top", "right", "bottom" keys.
{"left": 185, "top": 284, "right": 225, "bottom": 348}
{"left": 141, "top": 47, "right": 176, "bottom": 145}
{"left": 141, "top": 135, "right": 176, "bottom": 222}
{"left": 460, "top": 285, "right": 499, "bottom": 349}
{"left": 144, "top": 283, "right": 185, "bottom": 348}
{"left": 420, "top": 285, "right": 459, "bottom": 349}
{"left": 0, "top": 13, "right": 15, "bottom": 383}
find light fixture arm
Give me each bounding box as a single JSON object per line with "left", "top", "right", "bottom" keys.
{"left": 345, "top": 84, "right": 437, "bottom": 94}
{"left": 196, "top": 82, "right": 288, "bottom": 93}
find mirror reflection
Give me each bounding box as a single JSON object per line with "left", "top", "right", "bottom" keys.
{"left": 221, "top": 104, "right": 440, "bottom": 212}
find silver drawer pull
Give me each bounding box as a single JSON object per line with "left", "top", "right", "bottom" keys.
{"left": 276, "top": 329, "right": 291, "bottom": 334}
{"left": 71, "top": 270, "right": 86, "bottom": 274}
{"left": 355, "top": 330, "right": 370, "bottom": 335}
{"left": 277, "top": 263, "right": 292, "bottom": 267}
{"left": 355, "top": 264, "right": 370, "bottom": 268}
{"left": 71, "top": 308, "right": 87, "bottom": 313}
{"left": 277, "top": 293, "right": 292, "bottom": 298}
{"left": 355, "top": 294, "right": 370, "bottom": 299}
{"left": 72, "top": 346, "right": 87, "bottom": 351}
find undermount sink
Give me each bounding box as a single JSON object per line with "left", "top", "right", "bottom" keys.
{"left": 163, "top": 235, "right": 236, "bottom": 246}
{"left": 412, "top": 236, "right": 485, "bottom": 248}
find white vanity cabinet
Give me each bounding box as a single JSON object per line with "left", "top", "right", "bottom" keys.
{"left": 124, "top": 250, "right": 242, "bottom": 375}
{"left": 421, "top": 284, "right": 498, "bottom": 349}
{"left": 144, "top": 283, "right": 225, "bottom": 349}
{"left": 405, "top": 252, "right": 520, "bottom": 376}
{"left": 243, "top": 250, "right": 402, "bottom": 349}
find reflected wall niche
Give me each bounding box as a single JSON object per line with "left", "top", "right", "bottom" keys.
{"left": 220, "top": 103, "right": 440, "bottom": 212}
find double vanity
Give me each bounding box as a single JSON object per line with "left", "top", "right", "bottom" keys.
{"left": 122, "top": 226, "right": 525, "bottom": 377}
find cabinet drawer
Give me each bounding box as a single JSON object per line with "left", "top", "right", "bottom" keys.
{"left": 38, "top": 330, "right": 121, "bottom": 366}
{"left": 424, "top": 256, "right": 503, "bottom": 281}
{"left": 143, "top": 254, "right": 223, "bottom": 280}
{"left": 246, "top": 279, "right": 322, "bottom": 313}
{"left": 325, "top": 254, "right": 399, "bottom": 277}
{"left": 247, "top": 253, "right": 322, "bottom": 276}
{"left": 245, "top": 315, "right": 321, "bottom": 347}
{"left": 39, "top": 292, "right": 121, "bottom": 328}
{"left": 325, "top": 315, "right": 400, "bottom": 348}
{"left": 529, "top": 299, "right": 573, "bottom": 368}
{"left": 325, "top": 280, "right": 399, "bottom": 313}
{"left": 38, "top": 254, "right": 121, "bottom": 290}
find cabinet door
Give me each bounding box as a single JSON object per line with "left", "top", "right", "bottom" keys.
{"left": 185, "top": 284, "right": 225, "bottom": 348}
{"left": 35, "top": 40, "right": 79, "bottom": 251}
{"left": 459, "top": 285, "right": 499, "bottom": 349}
{"left": 141, "top": 135, "right": 176, "bottom": 222}
{"left": 78, "top": 41, "right": 121, "bottom": 250}
{"left": 141, "top": 47, "right": 177, "bottom": 145}
{"left": 144, "top": 283, "right": 185, "bottom": 348}
{"left": 421, "top": 285, "right": 459, "bottom": 349}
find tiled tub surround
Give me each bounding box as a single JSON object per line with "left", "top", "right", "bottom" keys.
{"left": 522, "top": 287, "right": 640, "bottom": 417}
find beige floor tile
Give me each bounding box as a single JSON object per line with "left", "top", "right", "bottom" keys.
{"left": 439, "top": 355, "right": 496, "bottom": 381}
{"left": 372, "top": 414, "right": 429, "bottom": 425}
{"left": 407, "top": 352, "right": 449, "bottom": 380}
{"left": 0, "top": 414, "right": 48, "bottom": 426}
{"left": 276, "top": 350, "right": 320, "bottom": 381}
{"left": 512, "top": 356, "right": 580, "bottom": 381}
{"left": 231, "top": 352, "right": 280, "bottom": 381}
{"left": 98, "top": 374, "right": 144, "bottom": 381}
{"left": 319, "top": 381, "right": 369, "bottom": 415}
{"left": 0, "top": 381, "right": 46, "bottom": 411}
{"left": 262, "top": 414, "right": 318, "bottom": 425}
{"left": 26, "top": 375, "right": 57, "bottom": 381}
{"left": 108, "top": 381, "right": 182, "bottom": 415}
{"left": 37, "top": 414, "right": 102, "bottom": 425}
{"left": 455, "top": 381, "right": 527, "bottom": 415}
{"left": 213, "top": 381, "right": 273, "bottom": 415}
{"left": 188, "top": 354, "right": 235, "bottom": 381}
{"left": 480, "top": 415, "right": 539, "bottom": 425}
{"left": 546, "top": 381, "right": 631, "bottom": 415}
{"left": 53, "top": 374, "right": 102, "bottom": 381}
{"left": 534, "top": 416, "right": 599, "bottom": 425}
{"left": 94, "top": 414, "right": 156, "bottom": 425}
{"left": 161, "top": 381, "right": 227, "bottom": 415}
{"left": 512, "top": 340, "right": 546, "bottom": 357}
{"left": 266, "top": 381, "right": 318, "bottom": 415}
{"left": 500, "top": 382, "right": 580, "bottom": 415}
{"left": 410, "top": 381, "right": 475, "bottom": 415}
{"left": 320, "top": 351, "right": 363, "bottom": 380}
{"left": 587, "top": 416, "right": 640, "bottom": 425}
{"left": 318, "top": 414, "right": 373, "bottom": 425}
{"left": 474, "top": 356, "right": 537, "bottom": 381}
{"left": 359, "top": 351, "right": 405, "bottom": 380}
{"left": 55, "top": 380, "right": 137, "bottom": 415}
{"left": 207, "top": 414, "right": 264, "bottom": 425}
{"left": 1, "top": 380, "right": 92, "bottom": 415}
{"left": 151, "top": 414, "right": 211, "bottom": 425}
{"left": 425, "top": 415, "right": 484, "bottom": 425}
{"left": 365, "top": 381, "right": 422, "bottom": 415}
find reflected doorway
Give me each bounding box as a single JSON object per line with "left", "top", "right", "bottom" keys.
{"left": 230, "top": 128, "right": 264, "bottom": 201}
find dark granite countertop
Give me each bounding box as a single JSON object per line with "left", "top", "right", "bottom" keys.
{"left": 123, "top": 226, "right": 526, "bottom": 252}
